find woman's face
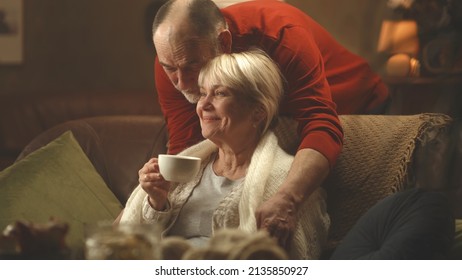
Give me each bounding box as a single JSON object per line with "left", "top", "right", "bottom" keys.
{"left": 196, "top": 84, "right": 257, "bottom": 144}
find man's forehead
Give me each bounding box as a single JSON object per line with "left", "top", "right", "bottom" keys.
{"left": 154, "top": 21, "right": 203, "bottom": 45}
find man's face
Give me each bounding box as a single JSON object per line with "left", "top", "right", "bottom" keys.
{"left": 154, "top": 26, "right": 219, "bottom": 103}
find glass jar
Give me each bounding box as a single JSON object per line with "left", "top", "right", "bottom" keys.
{"left": 85, "top": 223, "right": 161, "bottom": 260}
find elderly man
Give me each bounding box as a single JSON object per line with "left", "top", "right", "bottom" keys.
{"left": 145, "top": 0, "right": 389, "bottom": 247}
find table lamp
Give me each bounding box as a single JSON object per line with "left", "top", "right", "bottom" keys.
{"left": 377, "top": 19, "right": 421, "bottom": 77}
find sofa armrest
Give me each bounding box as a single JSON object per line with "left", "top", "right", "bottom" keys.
{"left": 325, "top": 114, "right": 454, "bottom": 251}
{"left": 273, "top": 113, "right": 455, "bottom": 254}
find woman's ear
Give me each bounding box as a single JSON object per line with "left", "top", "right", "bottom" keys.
{"left": 218, "top": 29, "right": 232, "bottom": 53}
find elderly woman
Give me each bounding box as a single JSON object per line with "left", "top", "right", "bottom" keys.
{"left": 119, "top": 50, "right": 330, "bottom": 259}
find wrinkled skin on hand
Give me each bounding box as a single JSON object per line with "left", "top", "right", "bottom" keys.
{"left": 255, "top": 192, "right": 297, "bottom": 250}
{"left": 138, "top": 158, "right": 170, "bottom": 211}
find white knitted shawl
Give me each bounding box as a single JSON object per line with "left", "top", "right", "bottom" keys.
{"left": 120, "top": 131, "right": 330, "bottom": 259}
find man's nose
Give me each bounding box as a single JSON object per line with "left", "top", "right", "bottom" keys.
{"left": 176, "top": 70, "right": 194, "bottom": 91}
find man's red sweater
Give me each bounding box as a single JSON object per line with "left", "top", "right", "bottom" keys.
{"left": 154, "top": 0, "right": 389, "bottom": 167}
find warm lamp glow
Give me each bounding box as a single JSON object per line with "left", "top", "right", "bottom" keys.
{"left": 377, "top": 20, "right": 419, "bottom": 56}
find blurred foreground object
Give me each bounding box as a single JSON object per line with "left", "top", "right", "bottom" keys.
{"left": 0, "top": 219, "right": 70, "bottom": 259}
{"left": 85, "top": 223, "right": 161, "bottom": 260}
{"left": 161, "top": 229, "right": 288, "bottom": 260}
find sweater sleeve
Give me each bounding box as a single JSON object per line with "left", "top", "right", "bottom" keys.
{"left": 141, "top": 196, "right": 174, "bottom": 233}
{"left": 272, "top": 26, "right": 344, "bottom": 167}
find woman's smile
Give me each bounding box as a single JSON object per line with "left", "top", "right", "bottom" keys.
{"left": 201, "top": 116, "right": 220, "bottom": 122}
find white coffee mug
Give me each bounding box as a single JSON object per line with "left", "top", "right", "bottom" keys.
{"left": 158, "top": 154, "right": 201, "bottom": 183}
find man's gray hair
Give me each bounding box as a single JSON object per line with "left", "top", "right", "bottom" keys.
{"left": 152, "top": 0, "right": 227, "bottom": 38}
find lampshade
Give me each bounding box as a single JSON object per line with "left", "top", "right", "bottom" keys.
{"left": 377, "top": 20, "right": 419, "bottom": 56}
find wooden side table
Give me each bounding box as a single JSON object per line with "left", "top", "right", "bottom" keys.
{"left": 384, "top": 76, "right": 462, "bottom": 119}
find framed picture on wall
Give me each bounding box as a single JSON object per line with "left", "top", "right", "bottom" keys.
{"left": 0, "top": 0, "right": 23, "bottom": 64}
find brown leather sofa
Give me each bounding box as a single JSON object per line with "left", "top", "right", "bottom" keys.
{"left": 0, "top": 91, "right": 161, "bottom": 171}
{"left": 14, "top": 113, "right": 462, "bottom": 258}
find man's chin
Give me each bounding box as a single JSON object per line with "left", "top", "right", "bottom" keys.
{"left": 181, "top": 91, "right": 200, "bottom": 104}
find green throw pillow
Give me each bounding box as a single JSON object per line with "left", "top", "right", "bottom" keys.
{"left": 449, "top": 219, "right": 462, "bottom": 259}
{"left": 0, "top": 131, "right": 123, "bottom": 252}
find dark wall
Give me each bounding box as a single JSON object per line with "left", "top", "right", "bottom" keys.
{"left": 286, "top": 0, "right": 388, "bottom": 68}
{"left": 0, "top": 0, "right": 157, "bottom": 96}
{"left": 0, "top": 0, "right": 389, "bottom": 97}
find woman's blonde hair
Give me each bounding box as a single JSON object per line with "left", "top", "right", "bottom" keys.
{"left": 198, "top": 49, "right": 285, "bottom": 135}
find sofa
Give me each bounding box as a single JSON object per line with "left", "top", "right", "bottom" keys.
{"left": 0, "top": 91, "right": 162, "bottom": 171}
{"left": 0, "top": 113, "right": 461, "bottom": 259}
